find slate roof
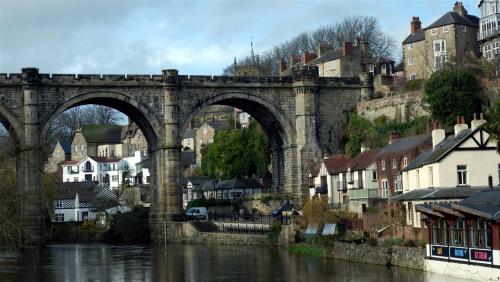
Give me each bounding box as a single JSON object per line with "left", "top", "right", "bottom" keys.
{"left": 183, "top": 129, "right": 196, "bottom": 139}
{"left": 121, "top": 122, "right": 140, "bottom": 140}
{"left": 81, "top": 124, "right": 123, "bottom": 144}
{"left": 181, "top": 150, "right": 196, "bottom": 166}
{"left": 215, "top": 178, "right": 263, "bottom": 190}
{"left": 206, "top": 120, "right": 229, "bottom": 131}
{"left": 377, "top": 134, "right": 431, "bottom": 157}
{"left": 308, "top": 49, "right": 345, "bottom": 65}
{"left": 394, "top": 62, "right": 404, "bottom": 72}
{"left": 363, "top": 56, "right": 395, "bottom": 64}
{"left": 390, "top": 186, "right": 485, "bottom": 202}
{"left": 182, "top": 176, "right": 215, "bottom": 186}
{"left": 402, "top": 29, "right": 426, "bottom": 45}
{"left": 349, "top": 149, "right": 381, "bottom": 171}
{"left": 426, "top": 12, "right": 479, "bottom": 29}
{"left": 453, "top": 188, "right": 500, "bottom": 220}
{"left": 88, "top": 156, "right": 122, "bottom": 163}
{"left": 401, "top": 128, "right": 484, "bottom": 173}
{"left": 324, "top": 154, "right": 349, "bottom": 174}
{"left": 53, "top": 182, "right": 98, "bottom": 203}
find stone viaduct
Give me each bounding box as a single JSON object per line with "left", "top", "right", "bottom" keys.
{"left": 0, "top": 66, "right": 372, "bottom": 244}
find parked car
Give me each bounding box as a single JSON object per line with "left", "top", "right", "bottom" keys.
{"left": 271, "top": 203, "right": 292, "bottom": 217}
{"left": 186, "top": 207, "right": 208, "bottom": 220}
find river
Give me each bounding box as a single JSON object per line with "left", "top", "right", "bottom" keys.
{"left": 0, "top": 244, "right": 470, "bottom": 281}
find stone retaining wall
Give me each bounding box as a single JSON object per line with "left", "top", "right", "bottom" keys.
{"left": 165, "top": 222, "right": 296, "bottom": 246}
{"left": 325, "top": 242, "right": 425, "bottom": 270}
{"left": 357, "top": 90, "right": 428, "bottom": 122}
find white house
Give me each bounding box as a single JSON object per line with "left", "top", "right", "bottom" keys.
{"left": 53, "top": 182, "right": 98, "bottom": 222}
{"left": 309, "top": 154, "right": 349, "bottom": 207}
{"left": 339, "top": 148, "right": 380, "bottom": 214}
{"left": 394, "top": 115, "right": 500, "bottom": 228}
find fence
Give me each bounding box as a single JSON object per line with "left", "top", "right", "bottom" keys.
{"left": 208, "top": 211, "right": 289, "bottom": 225}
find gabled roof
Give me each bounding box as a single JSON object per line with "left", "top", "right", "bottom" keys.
{"left": 377, "top": 134, "right": 431, "bottom": 157}
{"left": 215, "top": 178, "right": 263, "bottom": 189}
{"left": 53, "top": 182, "right": 98, "bottom": 203}
{"left": 426, "top": 12, "right": 479, "bottom": 30}
{"left": 203, "top": 120, "right": 229, "bottom": 131}
{"left": 349, "top": 149, "right": 381, "bottom": 171}
{"left": 121, "top": 122, "right": 140, "bottom": 140}
{"left": 324, "top": 154, "right": 349, "bottom": 174}
{"left": 390, "top": 186, "right": 485, "bottom": 202}
{"left": 80, "top": 124, "right": 123, "bottom": 144}
{"left": 308, "top": 49, "right": 345, "bottom": 65}
{"left": 402, "top": 29, "right": 425, "bottom": 45}
{"left": 182, "top": 176, "right": 215, "bottom": 186}
{"left": 363, "top": 57, "right": 395, "bottom": 65}
{"left": 401, "top": 128, "right": 492, "bottom": 172}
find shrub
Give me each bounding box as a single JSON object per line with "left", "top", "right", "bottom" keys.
{"left": 382, "top": 237, "right": 405, "bottom": 248}
{"left": 101, "top": 207, "right": 150, "bottom": 244}
{"left": 267, "top": 221, "right": 282, "bottom": 244}
{"left": 367, "top": 237, "right": 378, "bottom": 247}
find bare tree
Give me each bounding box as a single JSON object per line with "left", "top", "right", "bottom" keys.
{"left": 224, "top": 15, "right": 396, "bottom": 76}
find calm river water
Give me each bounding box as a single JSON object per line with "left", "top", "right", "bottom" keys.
{"left": 0, "top": 244, "right": 470, "bottom": 282}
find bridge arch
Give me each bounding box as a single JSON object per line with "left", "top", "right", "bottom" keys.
{"left": 0, "top": 103, "right": 24, "bottom": 147}
{"left": 39, "top": 90, "right": 163, "bottom": 150}
{"left": 180, "top": 91, "right": 297, "bottom": 192}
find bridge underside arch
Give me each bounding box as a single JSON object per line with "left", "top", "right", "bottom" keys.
{"left": 0, "top": 103, "right": 23, "bottom": 147}
{"left": 39, "top": 91, "right": 162, "bottom": 150}
{"left": 180, "top": 92, "right": 297, "bottom": 192}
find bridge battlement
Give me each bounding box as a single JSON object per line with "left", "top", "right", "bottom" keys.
{"left": 0, "top": 71, "right": 360, "bottom": 88}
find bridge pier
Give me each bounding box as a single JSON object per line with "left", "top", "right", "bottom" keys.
{"left": 17, "top": 68, "right": 44, "bottom": 245}
{"left": 150, "top": 69, "right": 183, "bottom": 243}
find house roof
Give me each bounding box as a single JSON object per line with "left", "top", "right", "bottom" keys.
{"left": 401, "top": 128, "right": 490, "bottom": 173}
{"left": 202, "top": 120, "right": 229, "bottom": 131}
{"left": 426, "top": 12, "right": 479, "bottom": 30}
{"left": 394, "top": 62, "right": 404, "bottom": 72}
{"left": 61, "top": 160, "right": 80, "bottom": 165}
{"left": 53, "top": 181, "right": 98, "bottom": 203}
{"left": 402, "top": 29, "right": 426, "bottom": 45}
{"left": 215, "top": 178, "right": 263, "bottom": 190}
{"left": 308, "top": 49, "right": 345, "bottom": 65}
{"left": 183, "top": 128, "right": 196, "bottom": 139}
{"left": 377, "top": 134, "right": 431, "bottom": 157}
{"left": 181, "top": 150, "right": 196, "bottom": 166}
{"left": 390, "top": 186, "right": 485, "bottom": 202}
{"left": 309, "top": 165, "right": 320, "bottom": 178}
{"left": 324, "top": 154, "right": 349, "bottom": 174}
{"left": 452, "top": 188, "right": 500, "bottom": 220}
{"left": 349, "top": 149, "right": 381, "bottom": 171}
{"left": 363, "top": 56, "right": 395, "bottom": 65}
{"left": 182, "top": 176, "right": 215, "bottom": 186}
{"left": 81, "top": 124, "right": 123, "bottom": 144}
{"left": 121, "top": 122, "right": 140, "bottom": 140}
{"left": 88, "top": 156, "right": 122, "bottom": 163}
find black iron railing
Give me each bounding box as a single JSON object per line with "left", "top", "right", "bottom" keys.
{"left": 208, "top": 211, "right": 289, "bottom": 225}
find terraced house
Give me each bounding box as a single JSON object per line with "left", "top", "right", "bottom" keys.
{"left": 478, "top": 0, "right": 500, "bottom": 60}
{"left": 402, "top": 1, "right": 479, "bottom": 80}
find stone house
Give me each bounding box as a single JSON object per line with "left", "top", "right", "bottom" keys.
{"left": 376, "top": 132, "right": 432, "bottom": 199}
{"left": 121, "top": 122, "right": 148, "bottom": 158}
{"left": 45, "top": 141, "right": 71, "bottom": 174}
{"left": 402, "top": 2, "right": 479, "bottom": 81}
{"left": 195, "top": 120, "right": 229, "bottom": 165}
{"left": 212, "top": 178, "right": 263, "bottom": 200}
{"left": 71, "top": 124, "right": 124, "bottom": 160}
{"left": 182, "top": 176, "right": 215, "bottom": 208}
{"left": 478, "top": 0, "right": 500, "bottom": 62}
{"left": 394, "top": 115, "right": 500, "bottom": 229}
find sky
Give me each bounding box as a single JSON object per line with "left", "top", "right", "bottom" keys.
{"left": 0, "top": 0, "right": 479, "bottom": 76}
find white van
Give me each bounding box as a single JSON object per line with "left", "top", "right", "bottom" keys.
{"left": 185, "top": 207, "right": 208, "bottom": 220}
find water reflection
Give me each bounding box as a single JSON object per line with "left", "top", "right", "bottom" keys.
{"left": 0, "top": 244, "right": 473, "bottom": 282}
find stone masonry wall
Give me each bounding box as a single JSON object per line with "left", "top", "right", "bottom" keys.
{"left": 325, "top": 241, "right": 426, "bottom": 270}
{"left": 356, "top": 91, "right": 428, "bottom": 123}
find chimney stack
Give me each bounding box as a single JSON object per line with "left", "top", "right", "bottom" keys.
{"left": 342, "top": 42, "right": 353, "bottom": 56}
{"left": 453, "top": 1, "right": 468, "bottom": 16}
{"left": 432, "top": 122, "right": 446, "bottom": 149}
{"left": 317, "top": 43, "right": 333, "bottom": 57}
{"left": 289, "top": 55, "right": 298, "bottom": 68}
{"left": 454, "top": 116, "right": 469, "bottom": 135}
{"left": 389, "top": 131, "right": 400, "bottom": 144}
{"left": 278, "top": 59, "right": 286, "bottom": 76}
{"left": 471, "top": 112, "right": 487, "bottom": 130}
{"left": 302, "top": 52, "right": 317, "bottom": 64}
{"left": 410, "top": 17, "right": 422, "bottom": 34}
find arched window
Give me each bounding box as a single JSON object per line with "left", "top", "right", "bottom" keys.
{"left": 85, "top": 161, "right": 92, "bottom": 172}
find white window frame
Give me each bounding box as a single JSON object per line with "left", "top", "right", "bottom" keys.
{"left": 428, "top": 166, "right": 434, "bottom": 187}
{"left": 431, "top": 28, "right": 437, "bottom": 35}
{"left": 331, "top": 62, "right": 337, "bottom": 70}
{"left": 381, "top": 160, "right": 386, "bottom": 170}
{"left": 407, "top": 43, "right": 413, "bottom": 50}
{"left": 381, "top": 180, "right": 389, "bottom": 198}
{"left": 457, "top": 165, "right": 468, "bottom": 186}
{"left": 443, "top": 25, "right": 449, "bottom": 33}
{"left": 55, "top": 200, "right": 63, "bottom": 208}
{"left": 55, "top": 213, "right": 65, "bottom": 222}
{"left": 461, "top": 25, "right": 467, "bottom": 32}
{"left": 403, "top": 157, "right": 408, "bottom": 167}
{"left": 416, "top": 169, "right": 420, "bottom": 188}
{"left": 392, "top": 158, "right": 397, "bottom": 169}
{"left": 407, "top": 57, "right": 414, "bottom": 65}
{"left": 410, "top": 74, "right": 417, "bottom": 80}
{"left": 372, "top": 170, "right": 377, "bottom": 182}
